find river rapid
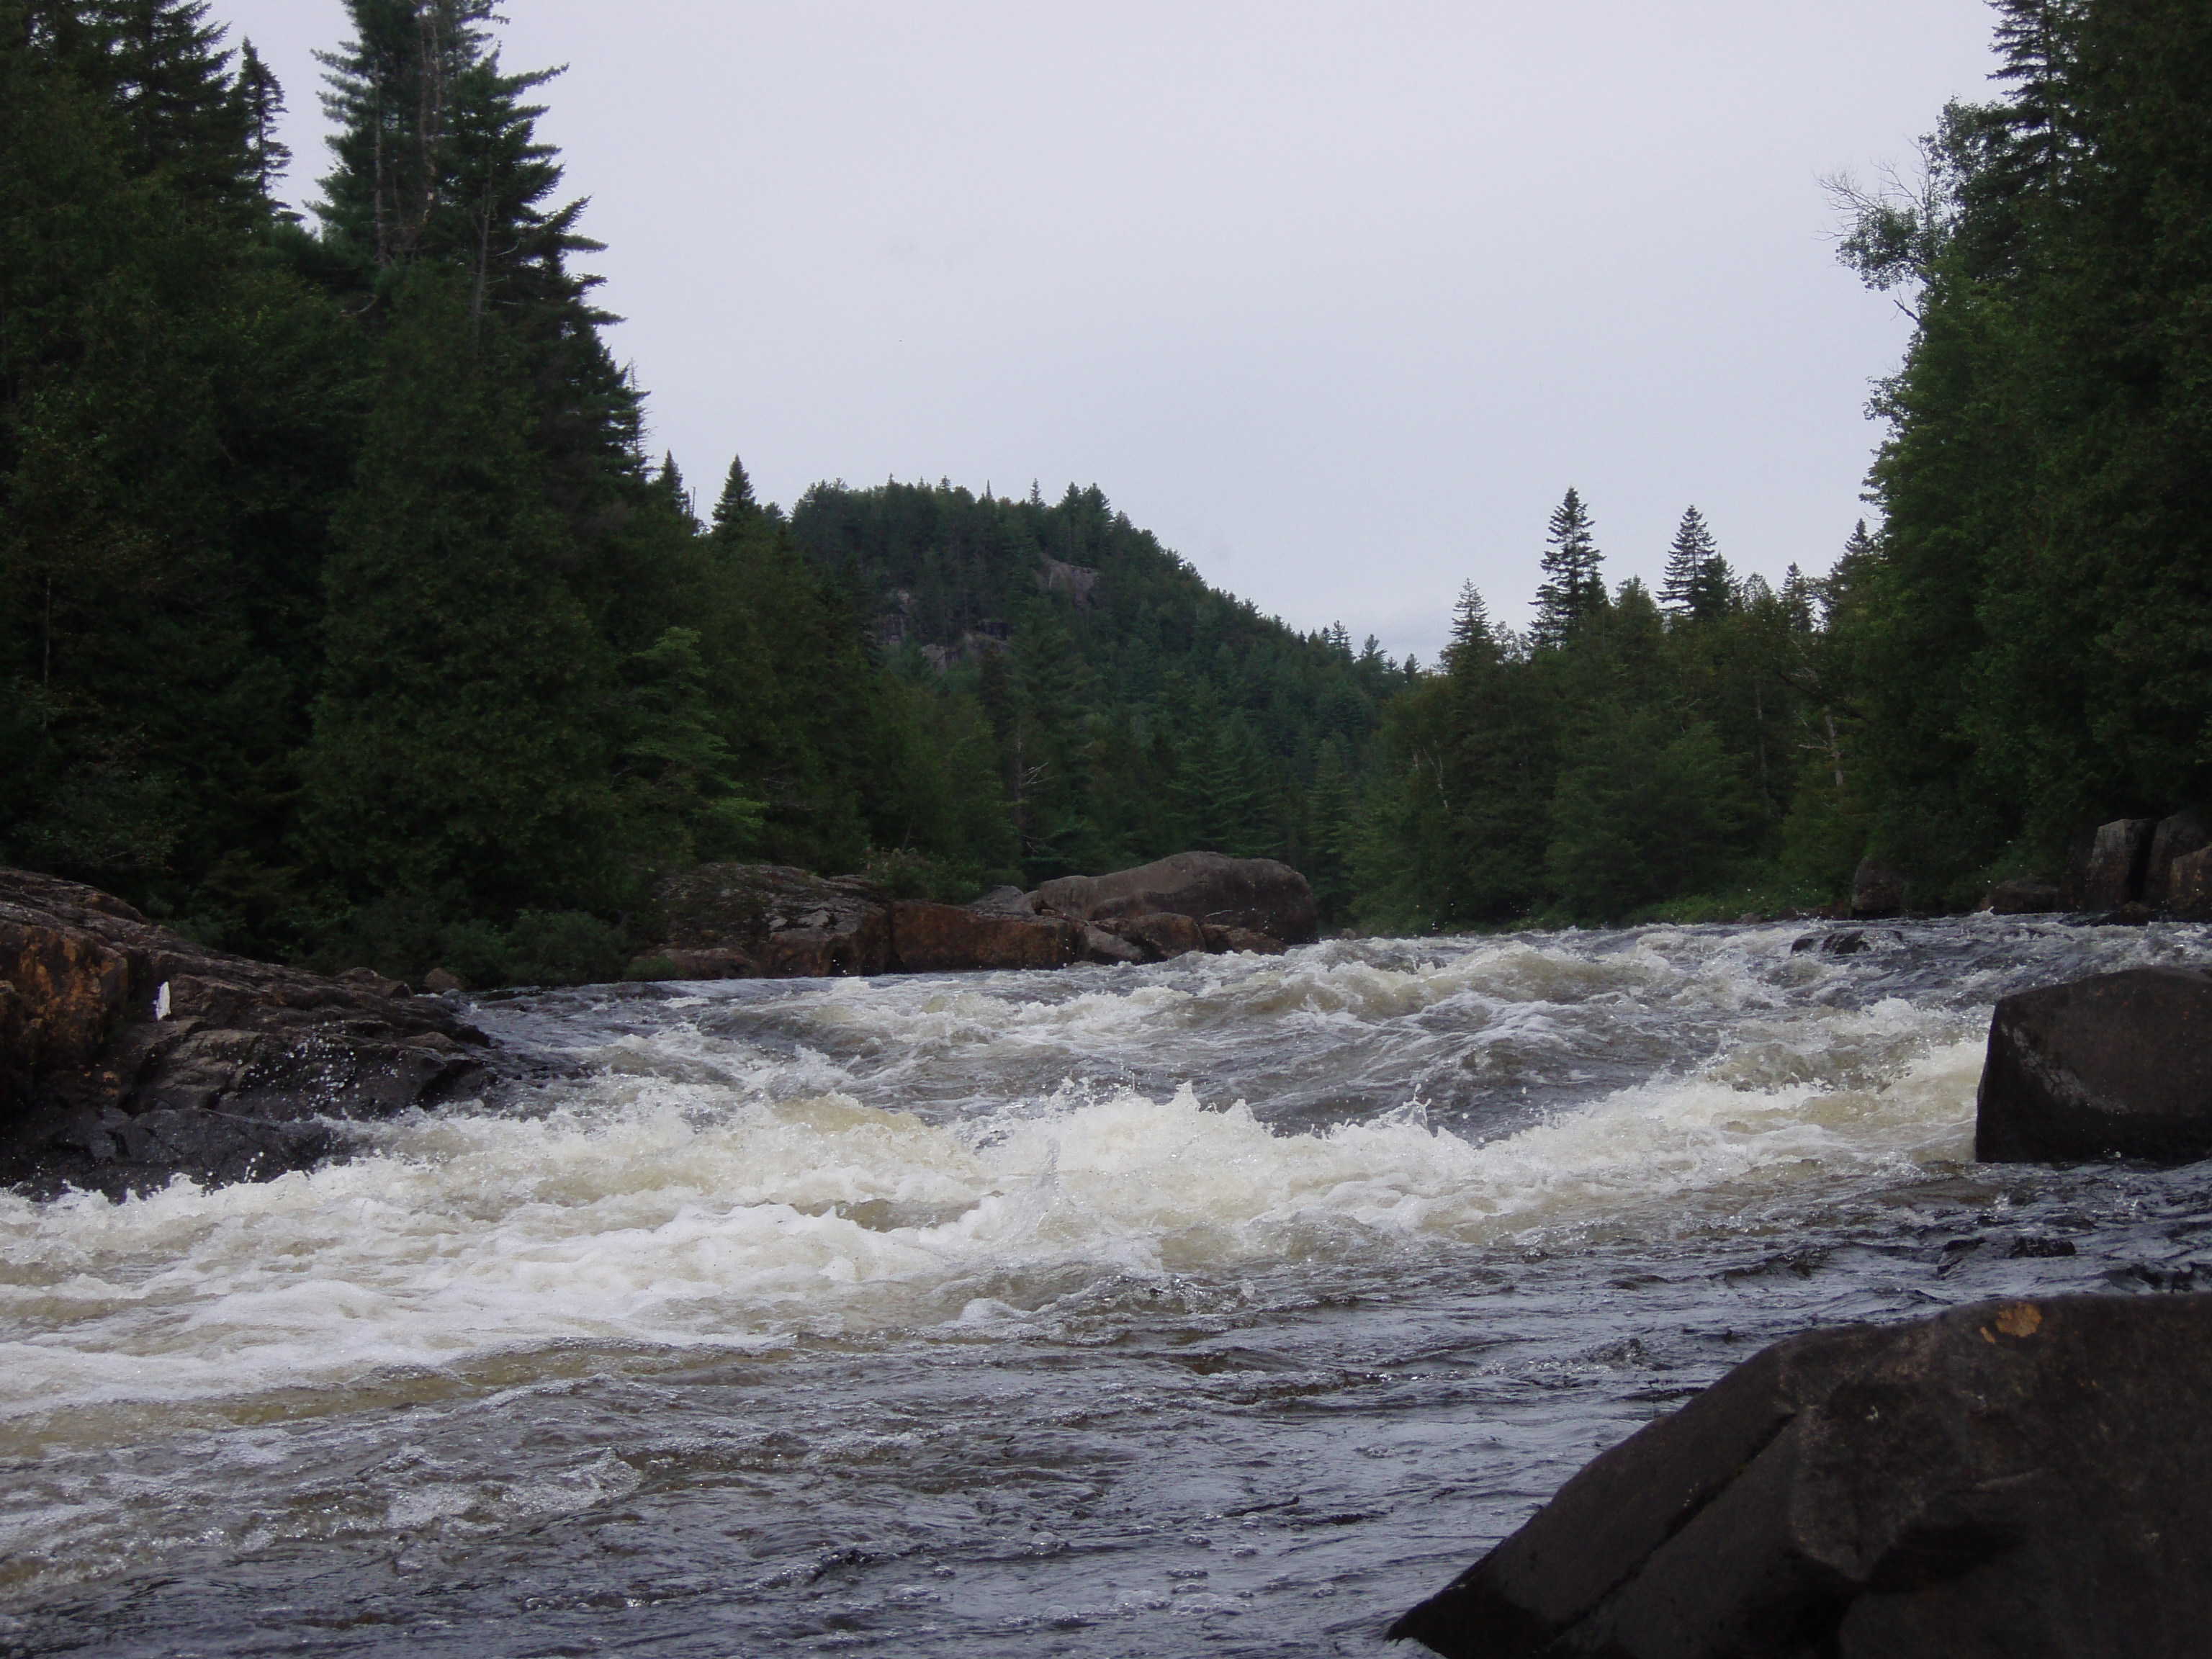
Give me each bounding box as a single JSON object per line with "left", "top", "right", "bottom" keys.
{"left": 6, "top": 920, "right": 2212, "bottom": 1657}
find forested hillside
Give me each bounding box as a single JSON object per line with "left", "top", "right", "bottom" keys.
{"left": 1357, "top": 0, "right": 2212, "bottom": 926}
{"left": 0, "top": 0, "right": 1400, "bottom": 981}
{"left": 6, "top": 0, "right": 2207, "bottom": 975}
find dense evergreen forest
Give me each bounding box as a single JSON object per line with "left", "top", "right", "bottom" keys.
{"left": 0, "top": 0, "right": 1403, "bottom": 981}
{"left": 4, "top": 0, "right": 2207, "bottom": 982}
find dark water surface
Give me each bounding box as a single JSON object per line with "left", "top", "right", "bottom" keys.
{"left": 6, "top": 920, "right": 2211, "bottom": 1656}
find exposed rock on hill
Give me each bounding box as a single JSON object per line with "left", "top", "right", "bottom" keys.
{"left": 1976, "top": 966, "right": 2212, "bottom": 1164}
{"left": 1, "top": 868, "right": 489, "bottom": 1198}
{"left": 1391, "top": 1295, "right": 2212, "bottom": 1659}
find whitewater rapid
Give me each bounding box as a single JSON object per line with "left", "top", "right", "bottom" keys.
{"left": 4, "top": 920, "right": 2209, "bottom": 1655}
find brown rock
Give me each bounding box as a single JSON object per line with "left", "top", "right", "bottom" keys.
{"left": 1976, "top": 966, "right": 2212, "bottom": 1164}
{"left": 1079, "top": 925, "right": 1148, "bottom": 966}
{"left": 2147, "top": 810, "right": 2210, "bottom": 908}
{"left": 1201, "top": 924, "right": 1287, "bottom": 956}
{"left": 1, "top": 868, "right": 490, "bottom": 1198}
{"left": 1390, "top": 1295, "right": 2212, "bottom": 1659}
{"left": 631, "top": 948, "right": 755, "bottom": 981}
{"left": 1104, "top": 912, "right": 1209, "bottom": 961}
{"left": 1032, "top": 851, "right": 1318, "bottom": 943}
{"left": 890, "top": 902, "right": 1081, "bottom": 973}
{"left": 1849, "top": 860, "right": 1906, "bottom": 918}
{"left": 2082, "top": 817, "right": 2157, "bottom": 909}
{"left": 337, "top": 966, "right": 413, "bottom": 999}
{"left": 2172, "top": 845, "right": 2212, "bottom": 921}
{"left": 657, "top": 863, "right": 892, "bottom": 979}
{"left": 423, "top": 968, "right": 465, "bottom": 994}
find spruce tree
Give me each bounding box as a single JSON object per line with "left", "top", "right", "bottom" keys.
{"left": 1531, "top": 487, "right": 1606, "bottom": 647}
{"left": 1660, "top": 506, "right": 1736, "bottom": 621}
{"left": 233, "top": 40, "right": 288, "bottom": 203}
{"left": 1442, "top": 580, "right": 1496, "bottom": 679}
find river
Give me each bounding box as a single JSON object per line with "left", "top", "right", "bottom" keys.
{"left": 5, "top": 919, "right": 2211, "bottom": 1656}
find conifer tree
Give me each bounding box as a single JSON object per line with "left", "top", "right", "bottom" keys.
{"left": 233, "top": 39, "right": 288, "bottom": 202}
{"left": 1531, "top": 487, "right": 1606, "bottom": 647}
{"left": 1442, "top": 580, "right": 1497, "bottom": 680}
{"left": 1660, "top": 506, "right": 1735, "bottom": 622}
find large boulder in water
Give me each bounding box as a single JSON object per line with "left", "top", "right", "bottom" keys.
{"left": 657, "top": 863, "right": 893, "bottom": 978}
{"left": 0, "top": 868, "right": 490, "bottom": 1198}
{"left": 889, "top": 902, "right": 1081, "bottom": 973}
{"left": 2079, "top": 817, "right": 2157, "bottom": 909}
{"left": 1032, "top": 853, "right": 1318, "bottom": 944}
{"left": 1390, "top": 1294, "right": 2212, "bottom": 1659}
{"left": 2170, "top": 845, "right": 2212, "bottom": 922}
{"left": 1849, "top": 859, "right": 1905, "bottom": 918}
{"left": 1974, "top": 966, "right": 2212, "bottom": 1164}
{"left": 2147, "top": 809, "right": 2211, "bottom": 909}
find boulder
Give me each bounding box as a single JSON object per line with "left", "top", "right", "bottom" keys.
{"left": 627, "top": 948, "right": 756, "bottom": 981}
{"left": 1849, "top": 860, "right": 1906, "bottom": 918}
{"left": 1, "top": 868, "right": 490, "bottom": 1199}
{"left": 1984, "top": 879, "right": 2063, "bottom": 916}
{"left": 1103, "top": 912, "right": 1209, "bottom": 962}
{"left": 889, "top": 902, "right": 1081, "bottom": 973}
{"left": 1974, "top": 966, "right": 2212, "bottom": 1164}
{"left": 1390, "top": 1294, "right": 2212, "bottom": 1659}
{"left": 1079, "top": 925, "right": 1148, "bottom": 966}
{"left": 2172, "top": 845, "right": 2212, "bottom": 922}
{"left": 967, "top": 885, "right": 1040, "bottom": 918}
{"left": 2081, "top": 817, "right": 2157, "bottom": 910}
{"left": 656, "top": 863, "right": 892, "bottom": 979}
{"left": 1202, "top": 924, "right": 1288, "bottom": 956}
{"left": 2147, "top": 810, "right": 2211, "bottom": 909}
{"left": 1031, "top": 852, "right": 1318, "bottom": 944}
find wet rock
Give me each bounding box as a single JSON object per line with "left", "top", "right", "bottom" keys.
{"left": 2081, "top": 817, "right": 2157, "bottom": 910}
{"left": 1201, "top": 924, "right": 1287, "bottom": 956}
{"left": 1984, "top": 879, "right": 2063, "bottom": 916}
{"left": 2084, "top": 901, "right": 2156, "bottom": 927}
{"left": 423, "top": 967, "right": 464, "bottom": 994}
{"left": 627, "top": 948, "right": 755, "bottom": 981}
{"left": 1, "top": 868, "right": 490, "bottom": 1198}
{"left": 2169, "top": 845, "right": 2212, "bottom": 922}
{"left": 1033, "top": 852, "right": 1318, "bottom": 944}
{"left": 337, "top": 966, "right": 412, "bottom": 999}
{"left": 889, "top": 902, "right": 1080, "bottom": 973}
{"left": 1389, "top": 1295, "right": 2212, "bottom": 1659}
{"left": 1103, "top": 912, "right": 1210, "bottom": 962}
{"left": 1791, "top": 930, "right": 1879, "bottom": 957}
{"left": 968, "top": 885, "right": 1040, "bottom": 918}
{"left": 657, "top": 863, "right": 893, "bottom": 979}
{"left": 1079, "top": 925, "right": 1148, "bottom": 966}
{"left": 1975, "top": 966, "right": 2212, "bottom": 1164}
{"left": 2146, "top": 810, "right": 2209, "bottom": 908}
{"left": 1849, "top": 860, "right": 1905, "bottom": 918}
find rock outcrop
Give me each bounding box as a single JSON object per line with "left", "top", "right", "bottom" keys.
{"left": 2171, "top": 845, "right": 2212, "bottom": 921}
{"left": 2080, "top": 817, "right": 2157, "bottom": 909}
{"left": 642, "top": 855, "right": 1308, "bottom": 980}
{"left": 1, "top": 868, "right": 490, "bottom": 1198}
{"left": 1974, "top": 966, "right": 2212, "bottom": 1164}
{"left": 656, "top": 864, "right": 894, "bottom": 978}
{"left": 1848, "top": 859, "right": 1905, "bottom": 918}
{"left": 889, "top": 902, "right": 1082, "bottom": 973}
{"left": 2148, "top": 809, "right": 2211, "bottom": 908}
{"left": 1390, "top": 1295, "right": 2212, "bottom": 1659}
{"left": 1033, "top": 852, "right": 1318, "bottom": 944}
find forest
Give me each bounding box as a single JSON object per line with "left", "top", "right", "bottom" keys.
{"left": 3, "top": 0, "right": 2207, "bottom": 982}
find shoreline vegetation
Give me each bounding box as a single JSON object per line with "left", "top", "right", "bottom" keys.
{"left": 6, "top": 1, "right": 2209, "bottom": 989}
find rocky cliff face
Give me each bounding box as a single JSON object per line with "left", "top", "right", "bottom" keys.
{"left": 1, "top": 869, "right": 490, "bottom": 1198}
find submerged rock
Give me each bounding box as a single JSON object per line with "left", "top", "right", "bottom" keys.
{"left": 1390, "top": 1294, "right": 2212, "bottom": 1659}
{"left": 0, "top": 868, "right": 489, "bottom": 1198}
{"left": 1975, "top": 966, "right": 2212, "bottom": 1164}
{"left": 1033, "top": 851, "right": 1318, "bottom": 944}
{"left": 1984, "top": 878, "right": 2063, "bottom": 915}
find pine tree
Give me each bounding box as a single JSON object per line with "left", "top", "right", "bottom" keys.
{"left": 233, "top": 39, "right": 288, "bottom": 203}
{"left": 1442, "top": 580, "right": 1496, "bottom": 679}
{"left": 1531, "top": 487, "right": 1606, "bottom": 647}
{"left": 1660, "top": 506, "right": 1734, "bottom": 622}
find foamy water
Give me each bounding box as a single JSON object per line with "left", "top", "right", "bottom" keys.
{"left": 4, "top": 920, "right": 2209, "bottom": 1655}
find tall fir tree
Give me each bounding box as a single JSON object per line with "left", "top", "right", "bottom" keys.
{"left": 1660, "top": 506, "right": 1734, "bottom": 622}
{"left": 1531, "top": 487, "right": 1606, "bottom": 647}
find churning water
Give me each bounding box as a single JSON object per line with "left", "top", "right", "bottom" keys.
{"left": 6, "top": 920, "right": 2212, "bottom": 1656}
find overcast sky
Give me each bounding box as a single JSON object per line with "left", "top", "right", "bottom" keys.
{"left": 212, "top": 1, "right": 2002, "bottom": 663}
